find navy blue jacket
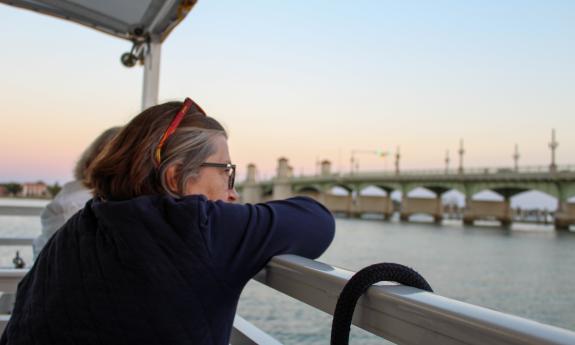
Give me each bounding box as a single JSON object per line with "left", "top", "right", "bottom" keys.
{"left": 1, "top": 195, "right": 335, "bottom": 345}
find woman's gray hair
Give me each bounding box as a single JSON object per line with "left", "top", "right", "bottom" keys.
{"left": 156, "top": 127, "right": 227, "bottom": 198}
{"left": 74, "top": 127, "right": 122, "bottom": 181}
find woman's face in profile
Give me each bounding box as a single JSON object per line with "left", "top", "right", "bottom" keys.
{"left": 184, "top": 135, "right": 239, "bottom": 202}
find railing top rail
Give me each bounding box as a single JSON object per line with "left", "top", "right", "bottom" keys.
{"left": 0, "top": 269, "right": 29, "bottom": 294}
{"left": 0, "top": 238, "right": 35, "bottom": 246}
{"left": 0, "top": 269, "right": 28, "bottom": 278}
{"left": 254, "top": 255, "right": 575, "bottom": 345}
{"left": 1, "top": 257, "right": 574, "bottom": 344}
{"left": 0, "top": 206, "right": 44, "bottom": 216}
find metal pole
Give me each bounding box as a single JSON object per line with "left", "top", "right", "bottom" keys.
{"left": 549, "top": 129, "right": 558, "bottom": 173}
{"left": 513, "top": 144, "right": 520, "bottom": 172}
{"left": 142, "top": 39, "right": 162, "bottom": 110}
{"left": 395, "top": 146, "right": 400, "bottom": 175}
{"left": 458, "top": 139, "right": 465, "bottom": 175}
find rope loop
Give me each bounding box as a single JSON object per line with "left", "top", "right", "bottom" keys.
{"left": 331, "top": 263, "right": 433, "bottom": 345}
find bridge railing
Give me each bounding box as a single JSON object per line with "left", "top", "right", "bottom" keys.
{"left": 252, "top": 164, "right": 575, "bottom": 183}
{"left": 375, "top": 164, "right": 575, "bottom": 176}
{"left": 237, "top": 164, "right": 575, "bottom": 187}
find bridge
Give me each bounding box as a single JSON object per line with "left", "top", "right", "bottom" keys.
{"left": 238, "top": 158, "right": 575, "bottom": 230}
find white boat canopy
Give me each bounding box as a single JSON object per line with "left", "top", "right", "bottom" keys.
{"left": 0, "top": 0, "right": 196, "bottom": 41}
{"left": 0, "top": 0, "right": 199, "bottom": 109}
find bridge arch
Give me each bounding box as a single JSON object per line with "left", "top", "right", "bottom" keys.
{"left": 325, "top": 183, "right": 353, "bottom": 194}
{"left": 471, "top": 189, "right": 504, "bottom": 201}
{"left": 358, "top": 184, "right": 395, "bottom": 196}
{"left": 292, "top": 185, "right": 322, "bottom": 201}
{"left": 293, "top": 184, "right": 322, "bottom": 194}
{"left": 468, "top": 188, "right": 561, "bottom": 211}
{"left": 562, "top": 183, "right": 575, "bottom": 201}
{"left": 262, "top": 185, "right": 273, "bottom": 196}
{"left": 510, "top": 190, "right": 558, "bottom": 211}
{"left": 357, "top": 183, "right": 400, "bottom": 193}
{"left": 406, "top": 187, "right": 436, "bottom": 198}
{"left": 403, "top": 182, "right": 466, "bottom": 197}
{"left": 466, "top": 182, "right": 560, "bottom": 199}
{"left": 442, "top": 189, "right": 466, "bottom": 206}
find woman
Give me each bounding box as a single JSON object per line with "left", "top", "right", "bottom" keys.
{"left": 1, "top": 98, "right": 335, "bottom": 345}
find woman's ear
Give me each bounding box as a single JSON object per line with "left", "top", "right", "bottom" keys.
{"left": 165, "top": 164, "right": 180, "bottom": 194}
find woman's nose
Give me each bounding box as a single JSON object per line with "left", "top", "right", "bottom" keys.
{"left": 228, "top": 188, "right": 239, "bottom": 202}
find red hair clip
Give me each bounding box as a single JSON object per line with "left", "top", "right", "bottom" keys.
{"left": 154, "top": 97, "right": 205, "bottom": 165}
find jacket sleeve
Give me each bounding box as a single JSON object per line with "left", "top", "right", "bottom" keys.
{"left": 200, "top": 196, "right": 335, "bottom": 289}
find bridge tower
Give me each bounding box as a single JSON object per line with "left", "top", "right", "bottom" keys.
{"left": 549, "top": 129, "right": 558, "bottom": 173}
{"left": 273, "top": 157, "right": 293, "bottom": 200}
{"left": 246, "top": 163, "right": 257, "bottom": 183}
{"left": 458, "top": 139, "right": 465, "bottom": 175}
{"left": 241, "top": 163, "right": 262, "bottom": 204}
{"left": 320, "top": 160, "right": 332, "bottom": 177}
{"left": 445, "top": 150, "right": 450, "bottom": 174}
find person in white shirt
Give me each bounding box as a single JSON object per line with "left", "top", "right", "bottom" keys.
{"left": 33, "top": 127, "right": 121, "bottom": 258}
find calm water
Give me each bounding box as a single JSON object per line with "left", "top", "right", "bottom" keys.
{"left": 239, "top": 218, "right": 575, "bottom": 344}
{"left": 1, "top": 199, "right": 575, "bottom": 344}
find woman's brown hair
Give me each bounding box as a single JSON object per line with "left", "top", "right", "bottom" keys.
{"left": 85, "top": 101, "right": 226, "bottom": 200}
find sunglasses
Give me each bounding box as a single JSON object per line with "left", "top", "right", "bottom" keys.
{"left": 200, "top": 163, "right": 236, "bottom": 190}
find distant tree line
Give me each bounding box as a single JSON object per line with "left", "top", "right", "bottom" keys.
{"left": 0, "top": 182, "right": 62, "bottom": 198}
{"left": 1, "top": 183, "right": 22, "bottom": 196}
{"left": 47, "top": 183, "right": 62, "bottom": 197}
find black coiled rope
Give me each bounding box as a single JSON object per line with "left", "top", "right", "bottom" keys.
{"left": 331, "top": 263, "right": 433, "bottom": 345}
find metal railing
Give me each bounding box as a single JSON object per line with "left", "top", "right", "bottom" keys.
{"left": 0, "top": 268, "right": 281, "bottom": 344}
{"left": 231, "top": 315, "right": 282, "bottom": 345}
{"left": 254, "top": 255, "right": 575, "bottom": 345}
{"left": 0, "top": 234, "right": 280, "bottom": 344}
{"left": 0, "top": 238, "right": 34, "bottom": 246}
{"left": 0, "top": 269, "right": 26, "bottom": 294}
{"left": 0, "top": 206, "right": 44, "bottom": 216}
{"left": 1, "top": 255, "right": 575, "bottom": 344}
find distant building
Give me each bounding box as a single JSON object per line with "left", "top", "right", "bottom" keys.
{"left": 0, "top": 186, "right": 7, "bottom": 197}
{"left": 21, "top": 182, "right": 48, "bottom": 197}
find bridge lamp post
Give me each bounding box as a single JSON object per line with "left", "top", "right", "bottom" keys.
{"left": 350, "top": 149, "right": 388, "bottom": 175}
{"left": 445, "top": 150, "right": 450, "bottom": 175}
{"left": 395, "top": 147, "right": 401, "bottom": 175}
{"left": 458, "top": 139, "right": 465, "bottom": 175}
{"left": 513, "top": 144, "right": 520, "bottom": 172}
{"left": 549, "top": 129, "right": 558, "bottom": 173}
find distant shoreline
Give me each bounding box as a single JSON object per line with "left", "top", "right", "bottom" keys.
{"left": 0, "top": 196, "right": 52, "bottom": 200}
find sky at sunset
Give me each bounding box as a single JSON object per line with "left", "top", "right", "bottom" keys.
{"left": 0, "top": 0, "right": 574, "bottom": 184}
